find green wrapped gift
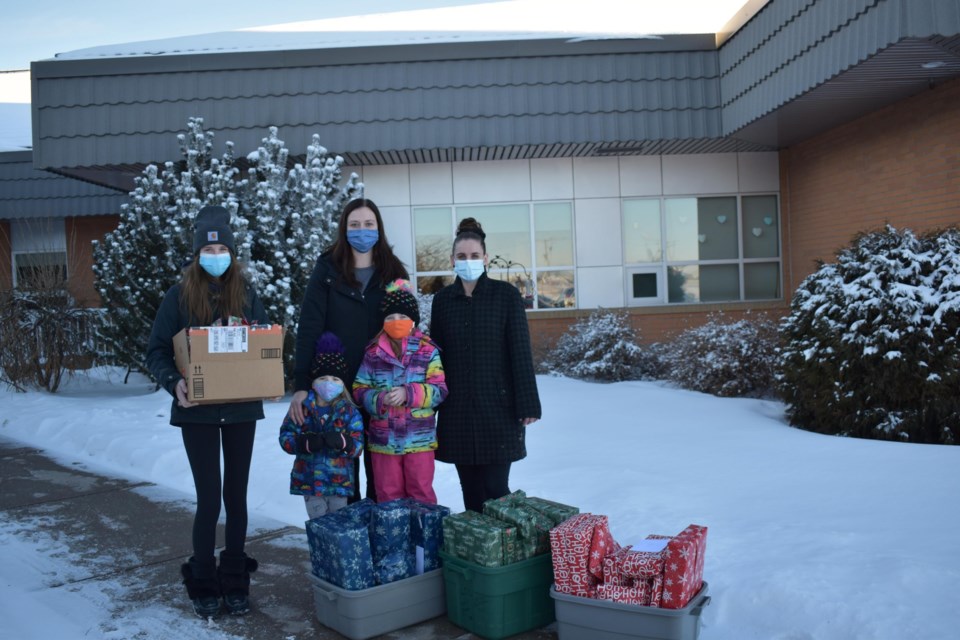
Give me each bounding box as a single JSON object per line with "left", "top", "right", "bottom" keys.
{"left": 483, "top": 495, "right": 553, "bottom": 558}
{"left": 524, "top": 496, "right": 580, "bottom": 526}
{"left": 442, "top": 511, "right": 522, "bottom": 567}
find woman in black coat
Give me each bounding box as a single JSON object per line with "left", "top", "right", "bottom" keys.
{"left": 288, "top": 198, "right": 408, "bottom": 502}
{"left": 146, "top": 205, "right": 267, "bottom": 618}
{"left": 430, "top": 217, "right": 541, "bottom": 512}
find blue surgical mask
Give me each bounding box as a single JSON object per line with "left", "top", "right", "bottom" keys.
{"left": 346, "top": 229, "right": 379, "bottom": 254}
{"left": 313, "top": 380, "right": 344, "bottom": 402}
{"left": 454, "top": 259, "right": 485, "bottom": 282}
{"left": 198, "top": 253, "right": 231, "bottom": 277}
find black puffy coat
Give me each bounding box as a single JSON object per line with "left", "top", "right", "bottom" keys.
{"left": 430, "top": 273, "right": 541, "bottom": 465}
{"left": 145, "top": 282, "right": 269, "bottom": 427}
{"left": 293, "top": 253, "right": 387, "bottom": 391}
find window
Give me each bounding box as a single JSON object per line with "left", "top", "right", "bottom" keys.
{"left": 10, "top": 218, "right": 68, "bottom": 289}
{"left": 623, "top": 195, "right": 780, "bottom": 305}
{"left": 412, "top": 202, "right": 575, "bottom": 310}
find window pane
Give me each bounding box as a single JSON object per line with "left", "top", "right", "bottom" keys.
{"left": 665, "top": 197, "right": 738, "bottom": 261}
{"left": 697, "top": 197, "right": 738, "bottom": 260}
{"left": 462, "top": 204, "right": 531, "bottom": 269}
{"left": 534, "top": 203, "right": 573, "bottom": 266}
{"left": 742, "top": 195, "right": 779, "bottom": 259}
{"left": 632, "top": 272, "right": 658, "bottom": 298}
{"left": 414, "top": 207, "right": 453, "bottom": 272}
{"left": 744, "top": 262, "right": 780, "bottom": 300}
{"left": 664, "top": 199, "right": 698, "bottom": 261}
{"left": 15, "top": 251, "right": 67, "bottom": 287}
{"left": 417, "top": 274, "right": 453, "bottom": 295}
{"left": 667, "top": 264, "right": 740, "bottom": 303}
{"left": 536, "top": 270, "right": 575, "bottom": 309}
{"left": 623, "top": 199, "right": 661, "bottom": 263}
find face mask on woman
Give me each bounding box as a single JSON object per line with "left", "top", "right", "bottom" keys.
{"left": 453, "top": 259, "right": 485, "bottom": 282}
{"left": 346, "top": 229, "right": 379, "bottom": 253}
{"left": 198, "top": 253, "right": 231, "bottom": 277}
{"left": 312, "top": 379, "right": 344, "bottom": 402}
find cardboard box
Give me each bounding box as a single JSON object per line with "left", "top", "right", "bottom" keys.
{"left": 172, "top": 324, "right": 284, "bottom": 404}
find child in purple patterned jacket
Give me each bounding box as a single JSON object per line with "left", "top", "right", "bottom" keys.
{"left": 279, "top": 332, "right": 363, "bottom": 520}
{"left": 353, "top": 279, "right": 447, "bottom": 504}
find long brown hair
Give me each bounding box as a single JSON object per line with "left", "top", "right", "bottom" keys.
{"left": 329, "top": 198, "right": 408, "bottom": 287}
{"left": 179, "top": 250, "right": 249, "bottom": 325}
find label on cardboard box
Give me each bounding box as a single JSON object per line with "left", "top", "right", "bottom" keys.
{"left": 208, "top": 326, "right": 248, "bottom": 353}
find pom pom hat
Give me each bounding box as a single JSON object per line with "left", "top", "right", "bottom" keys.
{"left": 310, "top": 332, "right": 350, "bottom": 381}
{"left": 379, "top": 279, "right": 420, "bottom": 325}
{"left": 193, "top": 205, "right": 236, "bottom": 254}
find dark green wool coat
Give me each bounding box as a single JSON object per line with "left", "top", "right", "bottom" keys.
{"left": 430, "top": 273, "right": 541, "bottom": 465}
{"left": 145, "top": 282, "right": 269, "bottom": 427}
{"left": 293, "top": 253, "right": 387, "bottom": 391}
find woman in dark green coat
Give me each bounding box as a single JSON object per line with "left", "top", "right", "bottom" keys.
{"left": 146, "top": 206, "right": 267, "bottom": 618}
{"left": 430, "top": 217, "right": 541, "bottom": 512}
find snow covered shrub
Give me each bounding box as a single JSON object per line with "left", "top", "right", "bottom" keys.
{"left": 659, "top": 314, "right": 779, "bottom": 397}
{"left": 0, "top": 286, "right": 96, "bottom": 393}
{"left": 543, "top": 308, "right": 651, "bottom": 381}
{"left": 92, "top": 118, "right": 359, "bottom": 384}
{"left": 778, "top": 225, "right": 960, "bottom": 444}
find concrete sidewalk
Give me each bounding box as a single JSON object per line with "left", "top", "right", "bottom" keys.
{"left": 0, "top": 437, "right": 557, "bottom": 640}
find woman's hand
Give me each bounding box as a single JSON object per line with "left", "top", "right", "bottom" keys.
{"left": 175, "top": 379, "right": 198, "bottom": 409}
{"left": 520, "top": 417, "right": 539, "bottom": 426}
{"left": 288, "top": 390, "right": 308, "bottom": 425}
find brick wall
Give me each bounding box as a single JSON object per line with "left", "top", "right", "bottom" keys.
{"left": 66, "top": 215, "right": 119, "bottom": 307}
{"left": 780, "top": 77, "right": 960, "bottom": 294}
{"left": 0, "top": 220, "right": 10, "bottom": 290}
{"left": 526, "top": 301, "right": 786, "bottom": 356}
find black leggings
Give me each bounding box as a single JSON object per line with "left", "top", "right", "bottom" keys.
{"left": 455, "top": 463, "right": 512, "bottom": 513}
{"left": 180, "top": 421, "right": 256, "bottom": 562}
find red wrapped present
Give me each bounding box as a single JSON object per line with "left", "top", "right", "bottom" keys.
{"left": 647, "top": 524, "right": 707, "bottom": 609}
{"left": 596, "top": 581, "right": 648, "bottom": 606}
{"left": 648, "top": 573, "right": 664, "bottom": 607}
{"left": 550, "top": 513, "right": 599, "bottom": 598}
{"left": 550, "top": 513, "right": 619, "bottom": 598}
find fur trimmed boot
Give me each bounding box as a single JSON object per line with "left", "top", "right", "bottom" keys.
{"left": 181, "top": 557, "right": 221, "bottom": 618}
{"left": 218, "top": 551, "right": 258, "bottom": 615}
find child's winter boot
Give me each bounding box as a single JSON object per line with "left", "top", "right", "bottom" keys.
{"left": 181, "top": 557, "right": 221, "bottom": 618}
{"left": 218, "top": 551, "right": 258, "bottom": 615}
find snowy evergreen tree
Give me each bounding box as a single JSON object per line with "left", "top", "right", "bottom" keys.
{"left": 92, "top": 118, "right": 359, "bottom": 382}
{"left": 241, "top": 127, "right": 359, "bottom": 379}
{"left": 543, "top": 308, "right": 651, "bottom": 381}
{"left": 778, "top": 225, "right": 960, "bottom": 444}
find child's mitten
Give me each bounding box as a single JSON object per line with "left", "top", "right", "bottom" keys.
{"left": 320, "top": 431, "right": 347, "bottom": 451}
{"left": 297, "top": 433, "right": 324, "bottom": 454}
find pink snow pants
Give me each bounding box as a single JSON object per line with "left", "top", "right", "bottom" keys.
{"left": 370, "top": 450, "right": 437, "bottom": 504}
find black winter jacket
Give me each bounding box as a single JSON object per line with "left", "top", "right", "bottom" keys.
{"left": 430, "top": 273, "right": 541, "bottom": 465}
{"left": 293, "top": 253, "right": 388, "bottom": 391}
{"left": 146, "top": 282, "right": 269, "bottom": 427}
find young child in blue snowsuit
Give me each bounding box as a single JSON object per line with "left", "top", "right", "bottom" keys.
{"left": 279, "top": 332, "right": 364, "bottom": 519}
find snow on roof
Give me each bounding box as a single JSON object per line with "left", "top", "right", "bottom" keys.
{"left": 52, "top": 0, "right": 745, "bottom": 61}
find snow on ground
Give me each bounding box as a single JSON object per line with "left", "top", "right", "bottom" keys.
{"left": 1, "top": 367, "right": 958, "bottom": 639}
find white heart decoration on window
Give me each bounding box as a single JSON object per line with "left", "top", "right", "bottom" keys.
{"left": 716, "top": 215, "right": 727, "bottom": 224}
{"left": 698, "top": 234, "right": 706, "bottom": 243}
{"left": 764, "top": 216, "right": 773, "bottom": 226}
{"left": 752, "top": 227, "right": 762, "bottom": 237}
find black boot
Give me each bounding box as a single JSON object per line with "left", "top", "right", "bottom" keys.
{"left": 181, "top": 557, "right": 221, "bottom": 618}
{"left": 218, "top": 551, "right": 258, "bottom": 615}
